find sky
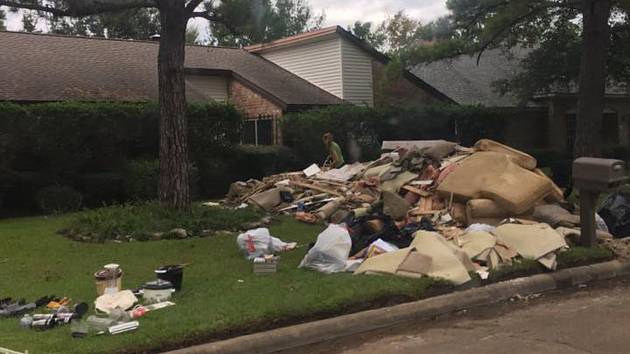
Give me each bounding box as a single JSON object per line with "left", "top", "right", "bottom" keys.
{"left": 4, "top": 1, "right": 449, "bottom": 33}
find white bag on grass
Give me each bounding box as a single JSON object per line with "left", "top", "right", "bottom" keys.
{"left": 299, "top": 224, "right": 352, "bottom": 274}
{"left": 237, "top": 228, "right": 291, "bottom": 260}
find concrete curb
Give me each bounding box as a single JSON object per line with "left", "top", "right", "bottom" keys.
{"left": 163, "top": 260, "right": 630, "bottom": 354}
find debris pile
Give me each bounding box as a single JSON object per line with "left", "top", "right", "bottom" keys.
{"left": 226, "top": 139, "right": 609, "bottom": 284}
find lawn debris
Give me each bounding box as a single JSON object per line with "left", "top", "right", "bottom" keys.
{"left": 225, "top": 139, "right": 597, "bottom": 283}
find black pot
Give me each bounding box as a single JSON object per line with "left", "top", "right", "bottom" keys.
{"left": 155, "top": 265, "right": 184, "bottom": 291}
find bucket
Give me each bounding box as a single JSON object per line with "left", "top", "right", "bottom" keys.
{"left": 94, "top": 268, "right": 123, "bottom": 296}
{"left": 155, "top": 265, "right": 184, "bottom": 291}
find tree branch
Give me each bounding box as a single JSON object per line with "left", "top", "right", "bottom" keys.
{"left": 185, "top": 0, "right": 204, "bottom": 13}
{"left": 189, "top": 11, "right": 217, "bottom": 21}
{"left": 461, "top": 0, "right": 580, "bottom": 31}
{"left": 190, "top": 10, "right": 244, "bottom": 38}
{"left": 0, "top": 0, "right": 155, "bottom": 17}
{"left": 475, "top": 4, "right": 567, "bottom": 64}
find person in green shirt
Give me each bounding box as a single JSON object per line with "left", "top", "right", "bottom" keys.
{"left": 322, "top": 132, "right": 345, "bottom": 168}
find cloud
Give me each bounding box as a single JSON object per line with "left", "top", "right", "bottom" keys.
{"left": 311, "top": 0, "right": 449, "bottom": 26}
{"left": 2, "top": 1, "right": 450, "bottom": 33}
{"left": 6, "top": 8, "right": 22, "bottom": 30}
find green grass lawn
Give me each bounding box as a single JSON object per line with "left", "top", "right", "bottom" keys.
{"left": 0, "top": 215, "right": 436, "bottom": 354}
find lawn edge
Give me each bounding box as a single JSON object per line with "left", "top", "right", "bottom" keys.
{"left": 162, "top": 260, "right": 630, "bottom": 354}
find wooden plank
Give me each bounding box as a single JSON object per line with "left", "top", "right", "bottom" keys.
{"left": 290, "top": 181, "right": 344, "bottom": 197}
{"left": 401, "top": 185, "right": 432, "bottom": 197}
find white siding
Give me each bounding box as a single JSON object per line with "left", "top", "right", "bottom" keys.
{"left": 260, "top": 37, "right": 343, "bottom": 98}
{"left": 185, "top": 75, "right": 228, "bottom": 102}
{"left": 341, "top": 38, "right": 374, "bottom": 107}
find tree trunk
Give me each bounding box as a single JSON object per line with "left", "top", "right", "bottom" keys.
{"left": 574, "top": 0, "right": 611, "bottom": 158}
{"left": 157, "top": 0, "right": 190, "bottom": 210}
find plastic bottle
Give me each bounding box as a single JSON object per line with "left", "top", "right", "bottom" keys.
{"left": 103, "top": 263, "right": 120, "bottom": 294}
{"left": 19, "top": 314, "right": 33, "bottom": 329}
{"left": 86, "top": 315, "right": 117, "bottom": 332}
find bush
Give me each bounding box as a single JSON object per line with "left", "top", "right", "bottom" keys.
{"left": 124, "top": 160, "right": 160, "bottom": 201}
{"left": 64, "top": 202, "right": 265, "bottom": 243}
{"left": 281, "top": 104, "right": 508, "bottom": 163}
{"left": 197, "top": 145, "right": 301, "bottom": 198}
{"left": 281, "top": 105, "right": 381, "bottom": 163}
{"left": 36, "top": 185, "right": 83, "bottom": 214}
{"left": 0, "top": 101, "right": 243, "bottom": 211}
{"left": 77, "top": 173, "right": 124, "bottom": 207}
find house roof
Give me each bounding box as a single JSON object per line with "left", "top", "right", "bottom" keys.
{"left": 413, "top": 47, "right": 629, "bottom": 107}
{"left": 412, "top": 48, "right": 533, "bottom": 107}
{"left": 246, "top": 26, "right": 455, "bottom": 103}
{"left": 0, "top": 31, "right": 342, "bottom": 107}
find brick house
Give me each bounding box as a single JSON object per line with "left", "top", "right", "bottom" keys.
{"left": 0, "top": 27, "right": 451, "bottom": 145}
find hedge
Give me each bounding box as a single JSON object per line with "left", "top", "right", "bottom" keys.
{"left": 0, "top": 101, "right": 242, "bottom": 212}
{"left": 281, "top": 104, "right": 507, "bottom": 163}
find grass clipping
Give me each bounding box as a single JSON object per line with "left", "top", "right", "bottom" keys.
{"left": 62, "top": 202, "right": 265, "bottom": 243}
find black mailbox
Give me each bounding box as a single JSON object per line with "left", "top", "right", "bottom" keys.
{"left": 573, "top": 157, "right": 627, "bottom": 192}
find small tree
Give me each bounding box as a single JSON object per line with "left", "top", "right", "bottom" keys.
{"left": 0, "top": 0, "right": 260, "bottom": 210}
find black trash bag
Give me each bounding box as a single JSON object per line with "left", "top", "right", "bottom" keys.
{"left": 347, "top": 214, "right": 436, "bottom": 255}
{"left": 598, "top": 192, "right": 630, "bottom": 238}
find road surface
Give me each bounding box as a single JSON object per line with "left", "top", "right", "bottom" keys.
{"left": 281, "top": 277, "right": 630, "bottom": 354}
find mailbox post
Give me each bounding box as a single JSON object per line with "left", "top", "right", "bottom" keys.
{"left": 573, "top": 158, "right": 627, "bottom": 247}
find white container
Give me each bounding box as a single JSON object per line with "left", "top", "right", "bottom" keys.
{"left": 142, "top": 279, "right": 173, "bottom": 304}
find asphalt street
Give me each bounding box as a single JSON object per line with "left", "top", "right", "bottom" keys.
{"left": 281, "top": 277, "right": 630, "bottom": 354}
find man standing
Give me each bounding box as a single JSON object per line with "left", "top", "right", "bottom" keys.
{"left": 322, "top": 132, "right": 345, "bottom": 168}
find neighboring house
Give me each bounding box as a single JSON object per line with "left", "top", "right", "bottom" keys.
{"left": 246, "top": 26, "right": 453, "bottom": 108}
{"left": 413, "top": 48, "right": 630, "bottom": 151}
{"left": 0, "top": 27, "right": 451, "bottom": 145}
{"left": 0, "top": 30, "right": 342, "bottom": 145}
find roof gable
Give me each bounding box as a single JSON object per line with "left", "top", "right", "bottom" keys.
{"left": 246, "top": 26, "right": 454, "bottom": 103}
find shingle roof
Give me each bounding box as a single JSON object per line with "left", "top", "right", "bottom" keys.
{"left": 412, "top": 48, "right": 533, "bottom": 107}
{"left": 0, "top": 31, "right": 343, "bottom": 106}
{"left": 412, "top": 47, "right": 629, "bottom": 107}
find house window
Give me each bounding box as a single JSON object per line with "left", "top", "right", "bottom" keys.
{"left": 241, "top": 116, "right": 277, "bottom": 145}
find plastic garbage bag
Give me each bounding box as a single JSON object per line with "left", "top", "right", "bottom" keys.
{"left": 598, "top": 192, "right": 630, "bottom": 238}
{"left": 595, "top": 213, "right": 609, "bottom": 233}
{"left": 237, "top": 228, "right": 293, "bottom": 260}
{"left": 299, "top": 224, "right": 352, "bottom": 273}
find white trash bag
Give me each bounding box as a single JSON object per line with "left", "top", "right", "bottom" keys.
{"left": 237, "top": 228, "right": 293, "bottom": 260}
{"left": 299, "top": 224, "right": 352, "bottom": 274}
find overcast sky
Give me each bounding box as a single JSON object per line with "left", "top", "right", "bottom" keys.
{"left": 4, "top": 1, "right": 449, "bottom": 33}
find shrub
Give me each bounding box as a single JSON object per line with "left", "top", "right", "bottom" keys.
{"left": 124, "top": 160, "right": 160, "bottom": 201}
{"left": 36, "top": 185, "right": 83, "bottom": 214}
{"left": 281, "top": 104, "right": 508, "bottom": 163}
{"left": 197, "top": 145, "right": 301, "bottom": 198}
{"left": 64, "top": 202, "right": 265, "bottom": 243}
{"left": 0, "top": 101, "right": 243, "bottom": 211}
{"left": 77, "top": 172, "right": 125, "bottom": 207}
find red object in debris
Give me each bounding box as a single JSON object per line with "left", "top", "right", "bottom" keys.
{"left": 245, "top": 235, "right": 257, "bottom": 253}
{"left": 130, "top": 306, "right": 147, "bottom": 319}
